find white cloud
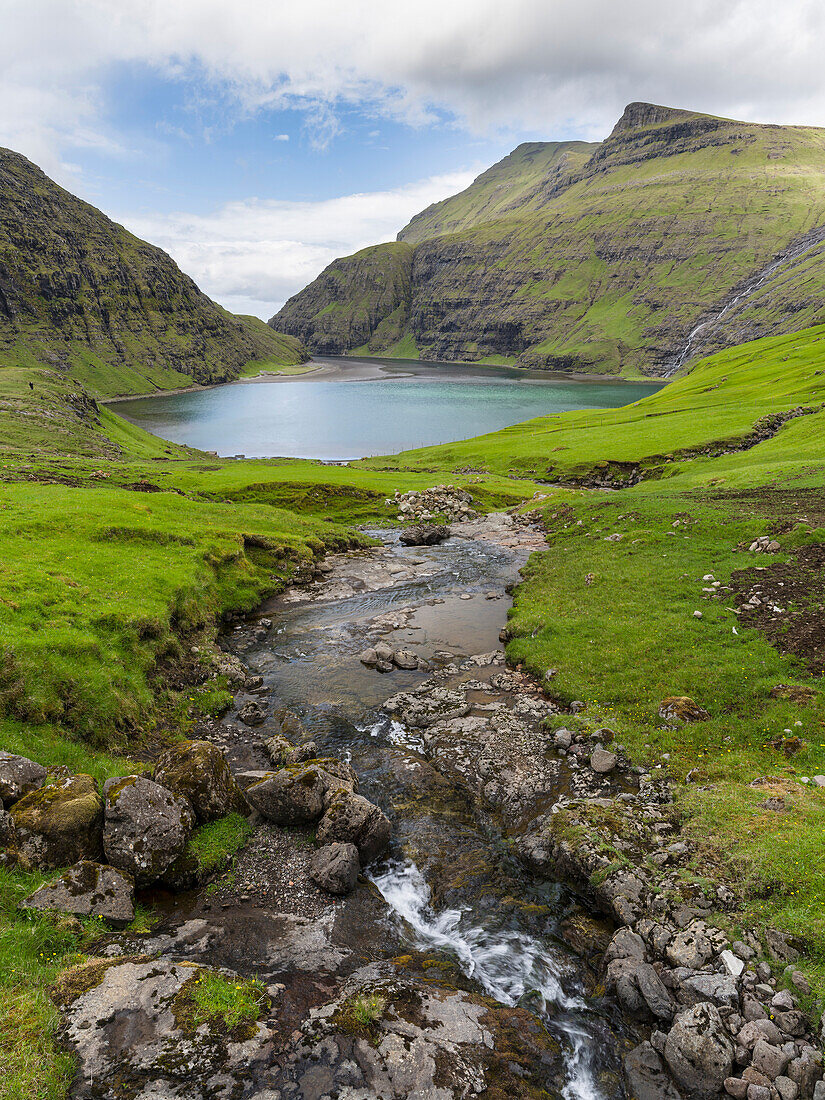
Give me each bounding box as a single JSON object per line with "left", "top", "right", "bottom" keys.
{"left": 118, "top": 169, "right": 477, "bottom": 318}
{"left": 274, "top": 133, "right": 290, "bottom": 141}
{"left": 2, "top": 0, "right": 825, "bottom": 178}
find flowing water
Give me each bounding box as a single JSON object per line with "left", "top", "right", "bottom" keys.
{"left": 111, "top": 357, "right": 662, "bottom": 460}
{"left": 231, "top": 528, "right": 625, "bottom": 1098}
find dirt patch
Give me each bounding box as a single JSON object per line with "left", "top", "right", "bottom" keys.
{"left": 706, "top": 486, "right": 825, "bottom": 530}
{"left": 731, "top": 544, "right": 825, "bottom": 675}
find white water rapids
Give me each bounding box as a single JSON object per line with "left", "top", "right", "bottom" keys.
{"left": 373, "top": 859, "right": 601, "bottom": 1100}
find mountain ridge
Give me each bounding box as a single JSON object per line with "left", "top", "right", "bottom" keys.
{"left": 270, "top": 102, "right": 825, "bottom": 376}
{"left": 0, "top": 148, "right": 306, "bottom": 397}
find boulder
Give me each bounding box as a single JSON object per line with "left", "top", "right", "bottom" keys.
{"left": 664, "top": 1003, "right": 734, "bottom": 1097}
{"left": 245, "top": 764, "right": 328, "bottom": 824}
{"left": 103, "top": 776, "right": 194, "bottom": 885}
{"left": 310, "top": 842, "right": 360, "bottom": 896}
{"left": 399, "top": 524, "right": 450, "bottom": 546}
{"left": 658, "top": 697, "right": 710, "bottom": 723}
{"left": 590, "top": 748, "right": 618, "bottom": 774}
{"left": 666, "top": 923, "right": 713, "bottom": 969}
{"left": 264, "top": 734, "right": 317, "bottom": 767}
{"left": 20, "top": 861, "right": 135, "bottom": 928}
{"left": 238, "top": 700, "right": 266, "bottom": 726}
{"left": 681, "top": 973, "right": 740, "bottom": 1010}
{"left": 393, "top": 649, "right": 419, "bottom": 670}
{"left": 316, "top": 790, "right": 391, "bottom": 864}
{"left": 0, "top": 751, "right": 48, "bottom": 805}
{"left": 624, "top": 1041, "right": 683, "bottom": 1100}
{"left": 11, "top": 774, "right": 103, "bottom": 869}
{"left": 153, "top": 740, "right": 247, "bottom": 823}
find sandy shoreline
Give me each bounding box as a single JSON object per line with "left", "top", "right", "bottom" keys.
{"left": 104, "top": 355, "right": 656, "bottom": 403}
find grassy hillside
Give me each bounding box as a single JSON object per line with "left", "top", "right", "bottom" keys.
{"left": 0, "top": 149, "right": 307, "bottom": 397}
{"left": 270, "top": 102, "right": 825, "bottom": 376}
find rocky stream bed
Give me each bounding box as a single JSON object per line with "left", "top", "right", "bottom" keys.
{"left": 3, "top": 499, "right": 824, "bottom": 1100}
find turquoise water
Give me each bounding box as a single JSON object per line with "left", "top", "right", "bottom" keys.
{"left": 113, "top": 358, "right": 663, "bottom": 460}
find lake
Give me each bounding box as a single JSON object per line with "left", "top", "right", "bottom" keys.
{"left": 111, "top": 357, "right": 664, "bottom": 460}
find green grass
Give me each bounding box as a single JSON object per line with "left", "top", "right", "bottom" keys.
{"left": 347, "top": 992, "right": 387, "bottom": 1026}
{"left": 187, "top": 814, "right": 253, "bottom": 876}
{"left": 185, "top": 971, "right": 268, "bottom": 1032}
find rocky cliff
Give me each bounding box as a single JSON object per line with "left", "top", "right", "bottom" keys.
{"left": 0, "top": 149, "right": 306, "bottom": 396}
{"left": 270, "top": 103, "right": 825, "bottom": 376}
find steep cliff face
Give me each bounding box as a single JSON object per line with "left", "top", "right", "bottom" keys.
{"left": 0, "top": 149, "right": 306, "bottom": 396}
{"left": 269, "top": 103, "right": 825, "bottom": 376}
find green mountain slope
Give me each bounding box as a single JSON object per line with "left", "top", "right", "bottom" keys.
{"left": 0, "top": 148, "right": 307, "bottom": 397}
{"left": 270, "top": 102, "right": 825, "bottom": 376}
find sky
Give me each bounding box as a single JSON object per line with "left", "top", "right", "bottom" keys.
{"left": 2, "top": 0, "right": 824, "bottom": 319}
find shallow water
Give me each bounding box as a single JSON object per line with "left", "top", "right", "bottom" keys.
{"left": 238, "top": 529, "right": 624, "bottom": 1097}
{"left": 112, "top": 357, "right": 662, "bottom": 460}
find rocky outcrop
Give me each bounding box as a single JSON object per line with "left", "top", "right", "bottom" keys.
{"left": 10, "top": 773, "right": 103, "bottom": 869}
{"left": 102, "top": 776, "right": 194, "bottom": 885}
{"left": 21, "top": 860, "right": 135, "bottom": 928}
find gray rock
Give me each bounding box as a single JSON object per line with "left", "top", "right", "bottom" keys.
{"left": 788, "top": 1048, "right": 823, "bottom": 1095}
{"left": 604, "top": 927, "right": 646, "bottom": 964}
{"left": 20, "top": 861, "right": 135, "bottom": 928}
{"left": 264, "top": 734, "right": 317, "bottom": 767}
{"left": 636, "top": 963, "right": 676, "bottom": 1021}
{"left": 722, "top": 949, "right": 746, "bottom": 977}
{"left": 590, "top": 747, "right": 618, "bottom": 773}
{"left": 103, "top": 776, "right": 194, "bottom": 885}
{"left": 766, "top": 928, "right": 800, "bottom": 962}
{"left": 772, "top": 990, "right": 795, "bottom": 1011}
{"left": 553, "top": 729, "right": 574, "bottom": 750}
{"left": 813, "top": 1081, "right": 825, "bottom": 1100}
{"left": 748, "top": 1086, "right": 771, "bottom": 1100}
{"left": 0, "top": 751, "right": 47, "bottom": 805}
{"left": 681, "top": 973, "right": 740, "bottom": 1010}
{"left": 664, "top": 1003, "right": 734, "bottom": 1097}
{"left": 316, "top": 790, "right": 391, "bottom": 864}
{"left": 309, "top": 842, "right": 360, "bottom": 896}
{"left": 54, "top": 955, "right": 275, "bottom": 1099}
{"left": 359, "top": 647, "right": 378, "bottom": 667}
{"left": 0, "top": 808, "right": 17, "bottom": 865}
{"left": 624, "top": 1041, "right": 683, "bottom": 1100}
{"left": 666, "top": 923, "right": 713, "bottom": 969}
{"left": 775, "top": 1076, "right": 799, "bottom": 1100}
{"left": 738, "top": 1020, "right": 785, "bottom": 1049}
{"left": 751, "top": 1039, "right": 791, "bottom": 1081}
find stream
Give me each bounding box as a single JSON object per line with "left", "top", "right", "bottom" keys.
{"left": 209, "top": 521, "right": 626, "bottom": 1097}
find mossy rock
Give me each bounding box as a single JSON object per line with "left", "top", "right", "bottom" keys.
{"left": 11, "top": 773, "right": 103, "bottom": 869}
{"left": 153, "top": 740, "right": 248, "bottom": 823}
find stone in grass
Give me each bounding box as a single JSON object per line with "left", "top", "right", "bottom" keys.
{"left": 658, "top": 696, "right": 710, "bottom": 723}
{"left": 153, "top": 740, "right": 247, "bottom": 823}
{"left": 11, "top": 774, "right": 104, "bottom": 870}
{"left": 0, "top": 751, "right": 48, "bottom": 805}
{"left": 310, "top": 842, "right": 360, "bottom": 896}
{"left": 103, "top": 776, "right": 194, "bottom": 886}
{"left": 316, "top": 791, "right": 391, "bottom": 865}
{"left": 20, "top": 861, "right": 135, "bottom": 928}
{"left": 590, "top": 748, "right": 618, "bottom": 774}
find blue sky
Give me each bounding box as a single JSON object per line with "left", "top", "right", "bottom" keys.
{"left": 3, "top": 0, "right": 823, "bottom": 318}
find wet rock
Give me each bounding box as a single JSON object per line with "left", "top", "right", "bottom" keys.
{"left": 0, "top": 751, "right": 48, "bottom": 805}
{"left": 664, "top": 1002, "right": 734, "bottom": 1096}
{"left": 310, "top": 842, "right": 360, "bottom": 896}
{"left": 316, "top": 790, "right": 391, "bottom": 864}
{"left": 103, "top": 776, "right": 194, "bottom": 885}
{"left": 20, "top": 861, "right": 135, "bottom": 928}
{"left": 658, "top": 696, "right": 710, "bottom": 723}
{"left": 238, "top": 700, "right": 266, "bottom": 726}
{"left": 153, "top": 740, "right": 247, "bottom": 823}
{"left": 53, "top": 955, "right": 275, "bottom": 1100}
{"left": 590, "top": 747, "right": 618, "bottom": 774}
{"left": 264, "top": 734, "right": 317, "bottom": 767}
{"left": 359, "top": 647, "right": 379, "bottom": 667}
{"left": 392, "top": 649, "right": 419, "bottom": 670}
{"left": 625, "top": 1040, "right": 683, "bottom": 1100}
{"left": 399, "top": 523, "right": 451, "bottom": 546}
{"left": 11, "top": 774, "right": 103, "bottom": 869}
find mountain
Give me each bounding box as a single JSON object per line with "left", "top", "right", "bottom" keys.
{"left": 0, "top": 149, "right": 306, "bottom": 397}
{"left": 270, "top": 102, "right": 825, "bottom": 376}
